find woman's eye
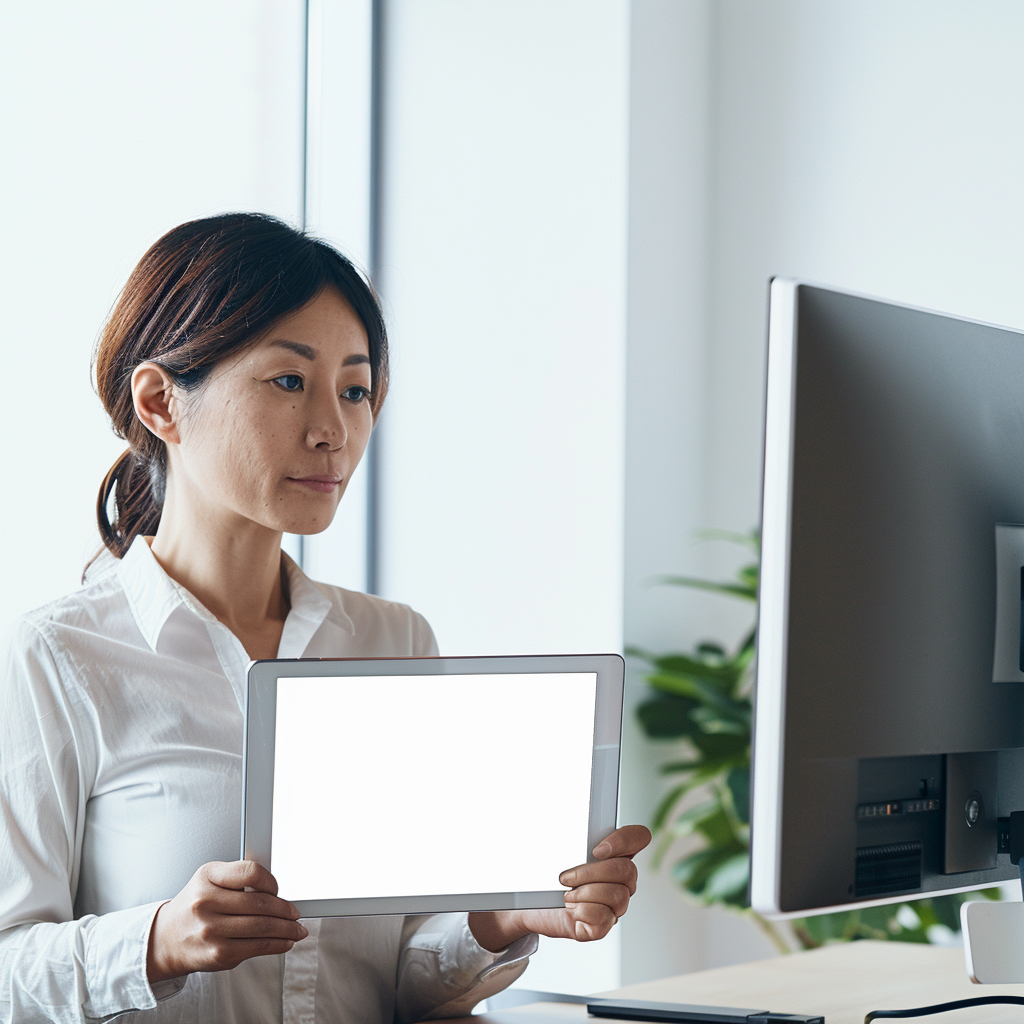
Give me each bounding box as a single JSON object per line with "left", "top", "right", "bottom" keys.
{"left": 342, "top": 386, "right": 371, "bottom": 402}
{"left": 272, "top": 374, "right": 304, "bottom": 392}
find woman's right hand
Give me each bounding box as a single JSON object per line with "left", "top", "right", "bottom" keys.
{"left": 147, "top": 860, "right": 308, "bottom": 983}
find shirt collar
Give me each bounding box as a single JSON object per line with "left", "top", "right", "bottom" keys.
{"left": 119, "top": 536, "right": 187, "bottom": 652}
{"left": 118, "top": 535, "right": 354, "bottom": 654}
{"left": 279, "top": 550, "right": 355, "bottom": 654}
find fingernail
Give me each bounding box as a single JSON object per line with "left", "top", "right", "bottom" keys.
{"left": 290, "top": 904, "right": 301, "bottom": 918}
{"left": 299, "top": 925, "right": 309, "bottom": 938}
{"left": 559, "top": 869, "right": 574, "bottom": 886}
{"left": 594, "top": 841, "right": 612, "bottom": 858}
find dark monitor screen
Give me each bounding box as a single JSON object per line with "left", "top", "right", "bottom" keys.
{"left": 751, "top": 280, "right": 1024, "bottom": 916}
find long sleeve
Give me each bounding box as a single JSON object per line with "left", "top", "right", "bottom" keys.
{"left": 395, "top": 914, "right": 537, "bottom": 1022}
{"left": 0, "top": 620, "right": 180, "bottom": 1023}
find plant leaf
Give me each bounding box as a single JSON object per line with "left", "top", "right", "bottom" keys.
{"left": 696, "top": 642, "right": 727, "bottom": 658}
{"left": 663, "top": 798, "right": 720, "bottom": 837}
{"left": 656, "top": 576, "right": 758, "bottom": 602}
{"left": 688, "top": 731, "right": 749, "bottom": 761}
{"left": 796, "top": 911, "right": 855, "bottom": 946}
{"left": 649, "top": 654, "right": 740, "bottom": 687}
{"left": 636, "top": 694, "right": 701, "bottom": 739}
{"left": 927, "top": 895, "right": 963, "bottom": 932}
{"left": 738, "top": 564, "right": 759, "bottom": 587}
{"left": 738, "top": 628, "right": 756, "bottom": 655}
{"left": 686, "top": 804, "right": 739, "bottom": 848}
{"left": 726, "top": 765, "right": 751, "bottom": 825}
{"left": 693, "top": 528, "right": 760, "bottom": 553}
{"left": 659, "top": 753, "right": 746, "bottom": 778}
{"left": 701, "top": 852, "right": 750, "bottom": 903}
{"left": 646, "top": 671, "right": 750, "bottom": 724}
{"left": 649, "top": 825, "right": 677, "bottom": 871}
{"left": 672, "top": 848, "right": 727, "bottom": 895}
{"left": 691, "top": 707, "right": 749, "bottom": 735}
{"left": 651, "top": 782, "right": 690, "bottom": 833}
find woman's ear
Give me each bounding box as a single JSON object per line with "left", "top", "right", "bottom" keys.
{"left": 131, "top": 362, "right": 181, "bottom": 445}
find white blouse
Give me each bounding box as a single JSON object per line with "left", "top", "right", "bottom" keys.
{"left": 0, "top": 537, "right": 535, "bottom": 1023}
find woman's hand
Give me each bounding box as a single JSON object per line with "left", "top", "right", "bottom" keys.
{"left": 468, "top": 824, "right": 652, "bottom": 952}
{"left": 147, "top": 860, "right": 308, "bottom": 983}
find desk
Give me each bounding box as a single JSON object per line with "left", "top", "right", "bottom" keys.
{"left": 452, "top": 942, "right": 1024, "bottom": 1024}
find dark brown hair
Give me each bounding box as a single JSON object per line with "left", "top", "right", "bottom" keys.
{"left": 93, "top": 212, "right": 388, "bottom": 559}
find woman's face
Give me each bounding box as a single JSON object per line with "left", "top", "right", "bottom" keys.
{"left": 169, "top": 287, "right": 374, "bottom": 537}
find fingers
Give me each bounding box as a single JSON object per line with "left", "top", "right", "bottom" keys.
{"left": 206, "top": 913, "right": 309, "bottom": 943}
{"left": 517, "top": 827, "right": 651, "bottom": 947}
{"left": 559, "top": 855, "right": 638, "bottom": 894}
{"left": 149, "top": 861, "right": 310, "bottom": 983}
{"left": 567, "top": 900, "right": 617, "bottom": 942}
{"left": 555, "top": 832, "right": 647, "bottom": 945}
{"left": 565, "top": 882, "right": 631, "bottom": 920}
{"left": 592, "top": 825, "right": 652, "bottom": 860}
{"left": 204, "top": 860, "right": 280, "bottom": 896}
{"left": 195, "top": 886, "right": 302, "bottom": 922}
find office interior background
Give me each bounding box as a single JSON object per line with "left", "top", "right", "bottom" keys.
{"left": 3, "top": 0, "right": 1024, "bottom": 997}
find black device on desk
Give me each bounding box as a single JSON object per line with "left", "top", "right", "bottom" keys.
{"left": 587, "top": 999, "right": 823, "bottom": 1024}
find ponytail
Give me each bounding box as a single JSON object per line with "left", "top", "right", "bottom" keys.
{"left": 96, "top": 448, "right": 166, "bottom": 560}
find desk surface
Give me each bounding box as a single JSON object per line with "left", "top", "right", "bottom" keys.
{"left": 458, "top": 941, "right": 1024, "bottom": 1024}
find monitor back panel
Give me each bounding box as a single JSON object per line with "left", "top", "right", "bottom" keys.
{"left": 755, "top": 282, "right": 1024, "bottom": 914}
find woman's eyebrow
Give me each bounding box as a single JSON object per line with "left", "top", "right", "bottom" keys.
{"left": 270, "top": 339, "right": 317, "bottom": 360}
{"left": 268, "top": 341, "right": 368, "bottom": 367}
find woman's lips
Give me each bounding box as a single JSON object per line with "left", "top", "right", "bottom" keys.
{"left": 289, "top": 476, "right": 342, "bottom": 493}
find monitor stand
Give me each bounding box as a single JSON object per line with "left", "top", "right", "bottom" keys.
{"left": 961, "top": 811, "right": 1024, "bottom": 982}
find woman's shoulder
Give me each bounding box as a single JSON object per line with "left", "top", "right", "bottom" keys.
{"left": 11, "top": 561, "right": 128, "bottom": 641}
{"left": 11, "top": 557, "right": 128, "bottom": 634}
{"left": 308, "top": 579, "right": 439, "bottom": 657}
{"left": 1, "top": 557, "right": 134, "bottom": 677}
{"left": 0, "top": 575, "right": 129, "bottom": 729}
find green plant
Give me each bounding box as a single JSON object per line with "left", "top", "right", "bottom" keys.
{"left": 629, "top": 529, "right": 999, "bottom": 953}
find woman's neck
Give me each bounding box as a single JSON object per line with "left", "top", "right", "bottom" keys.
{"left": 149, "top": 491, "right": 290, "bottom": 660}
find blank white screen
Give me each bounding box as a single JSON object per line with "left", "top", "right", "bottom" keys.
{"left": 271, "top": 672, "right": 598, "bottom": 901}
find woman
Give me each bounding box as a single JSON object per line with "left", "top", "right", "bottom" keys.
{"left": 0, "top": 213, "right": 649, "bottom": 1023}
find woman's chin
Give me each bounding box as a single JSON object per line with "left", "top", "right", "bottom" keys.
{"left": 274, "top": 509, "right": 341, "bottom": 537}
{"left": 268, "top": 490, "right": 347, "bottom": 537}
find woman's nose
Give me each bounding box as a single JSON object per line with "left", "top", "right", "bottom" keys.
{"left": 305, "top": 401, "right": 347, "bottom": 451}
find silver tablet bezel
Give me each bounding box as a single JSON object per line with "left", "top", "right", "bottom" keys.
{"left": 241, "top": 653, "right": 623, "bottom": 917}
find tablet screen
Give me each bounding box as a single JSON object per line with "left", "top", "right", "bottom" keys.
{"left": 270, "top": 672, "right": 598, "bottom": 902}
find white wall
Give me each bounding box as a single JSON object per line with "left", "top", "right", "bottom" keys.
{"left": 0, "top": 0, "right": 305, "bottom": 629}
{"left": 377, "top": 0, "right": 630, "bottom": 660}
{"left": 705, "top": 0, "right": 1024, "bottom": 564}
{"left": 620, "top": 0, "right": 777, "bottom": 984}
{"left": 376, "top": 0, "right": 630, "bottom": 993}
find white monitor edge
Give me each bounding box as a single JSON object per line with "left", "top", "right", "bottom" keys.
{"left": 751, "top": 277, "right": 799, "bottom": 916}
{"left": 764, "top": 879, "right": 1005, "bottom": 922}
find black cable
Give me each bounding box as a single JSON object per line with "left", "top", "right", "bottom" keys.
{"left": 865, "top": 815, "right": 1024, "bottom": 1024}
{"left": 865, "top": 996, "right": 1024, "bottom": 1023}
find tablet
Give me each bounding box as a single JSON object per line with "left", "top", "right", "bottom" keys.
{"left": 241, "top": 653, "right": 624, "bottom": 916}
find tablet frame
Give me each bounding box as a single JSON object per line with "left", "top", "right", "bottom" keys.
{"left": 241, "top": 653, "right": 624, "bottom": 917}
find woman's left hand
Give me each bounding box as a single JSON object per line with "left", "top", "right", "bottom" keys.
{"left": 468, "top": 824, "right": 652, "bottom": 952}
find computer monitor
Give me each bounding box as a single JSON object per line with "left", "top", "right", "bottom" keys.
{"left": 751, "top": 279, "right": 1024, "bottom": 919}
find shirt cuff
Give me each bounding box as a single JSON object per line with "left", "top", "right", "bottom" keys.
{"left": 82, "top": 901, "right": 186, "bottom": 1020}
{"left": 481, "top": 931, "right": 539, "bottom": 979}
{"left": 430, "top": 914, "right": 538, "bottom": 988}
